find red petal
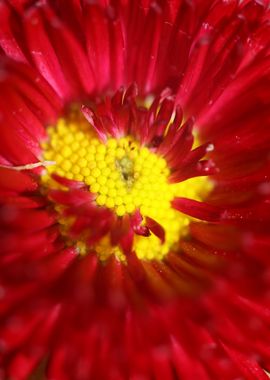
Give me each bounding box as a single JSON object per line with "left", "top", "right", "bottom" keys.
{"left": 145, "top": 216, "right": 165, "bottom": 243}
{"left": 0, "top": 168, "right": 37, "bottom": 194}
{"left": 172, "top": 197, "right": 222, "bottom": 222}
{"left": 130, "top": 209, "right": 150, "bottom": 237}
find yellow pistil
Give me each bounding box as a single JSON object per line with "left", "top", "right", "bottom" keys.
{"left": 41, "top": 114, "right": 211, "bottom": 262}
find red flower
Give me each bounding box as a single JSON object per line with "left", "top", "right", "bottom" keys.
{"left": 0, "top": 1, "right": 270, "bottom": 379}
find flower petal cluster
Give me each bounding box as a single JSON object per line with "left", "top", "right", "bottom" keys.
{"left": 0, "top": 1, "right": 270, "bottom": 379}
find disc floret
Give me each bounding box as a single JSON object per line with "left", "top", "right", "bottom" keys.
{"left": 41, "top": 89, "right": 214, "bottom": 262}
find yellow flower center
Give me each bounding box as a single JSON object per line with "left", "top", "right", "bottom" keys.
{"left": 41, "top": 112, "right": 211, "bottom": 262}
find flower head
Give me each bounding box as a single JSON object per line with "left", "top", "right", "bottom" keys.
{"left": 0, "top": 1, "right": 270, "bottom": 379}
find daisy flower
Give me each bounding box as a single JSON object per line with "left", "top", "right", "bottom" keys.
{"left": 0, "top": 0, "right": 270, "bottom": 379}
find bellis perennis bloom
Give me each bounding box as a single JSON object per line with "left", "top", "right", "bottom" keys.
{"left": 0, "top": 0, "right": 270, "bottom": 379}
